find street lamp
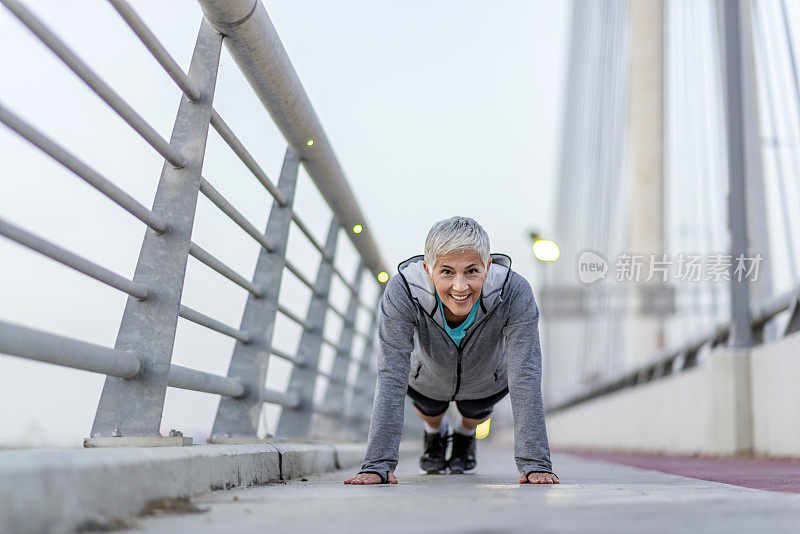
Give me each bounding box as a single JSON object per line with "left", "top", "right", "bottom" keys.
{"left": 533, "top": 239, "right": 560, "bottom": 262}
{"left": 529, "top": 232, "right": 560, "bottom": 262}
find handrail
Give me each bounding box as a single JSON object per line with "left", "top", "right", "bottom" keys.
{"left": 548, "top": 284, "right": 800, "bottom": 413}
{"left": 197, "top": 0, "right": 388, "bottom": 277}
{"left": 0, "top": 0, "right": 382, "bottom": 445}
{"left": 111, "top": 0, "right": 289, "bottom": 205}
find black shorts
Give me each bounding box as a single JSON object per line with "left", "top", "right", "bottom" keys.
{"left": 407, "top": 385, "right": 509, "bottom": 419}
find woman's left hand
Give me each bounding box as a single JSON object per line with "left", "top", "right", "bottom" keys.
{"left": 520, "top": 471, "right": 559, "bottom": 484}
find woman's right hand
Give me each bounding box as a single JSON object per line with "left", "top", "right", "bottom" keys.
{"left": 343, "top": 471, "right": 398, "bottom": 485}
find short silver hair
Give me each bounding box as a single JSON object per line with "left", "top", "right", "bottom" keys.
{"left": 424, "top": 216, "right": 491, "bottom": 273}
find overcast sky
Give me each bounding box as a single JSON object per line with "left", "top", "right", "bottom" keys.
{"left": 0, "top": 0, "right": 571, "bottom": 447}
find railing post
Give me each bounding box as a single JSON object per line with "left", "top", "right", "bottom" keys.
{"left": 315, "top": 261, "right": 364, "bottom": 436}
{"left": 87, "top": 19, "right": 222, "bottom": 445}
{"left": 210, "top": 148, "right": 299, "bottom": 442}
{"left": 275, "top": 218, "right": 340, "bottom": 438}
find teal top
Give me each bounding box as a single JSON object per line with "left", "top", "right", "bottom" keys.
{"left": 435, "top": 292, "right": 480, "bottom": 347}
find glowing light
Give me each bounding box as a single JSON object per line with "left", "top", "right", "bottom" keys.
{"left": 533, "top": 239, "right": 560, "bottom": 262}
{"left": 306, "top": 139, "right": 315, "bottom": 146}
{"left": 352, "top": 224, "right": 363, "bottom": 234}
{"left": 377, "top": 271, "right": 389, "bottom": 283}
{"left": 476, "top": 418, "right": 491, "bottom": 439}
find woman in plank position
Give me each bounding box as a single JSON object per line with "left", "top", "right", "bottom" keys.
{"left": 344, "top": 216, "right": 558, "bottom": 485}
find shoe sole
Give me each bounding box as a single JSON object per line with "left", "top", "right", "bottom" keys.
{"left": 419, "top": 468, "right": 446, "bottom": 475}
{"left": 448, "top": 468, "right": 476, "bottom": 474}
{"left": 420, "top": 460, "right": 447, "bottom": 473}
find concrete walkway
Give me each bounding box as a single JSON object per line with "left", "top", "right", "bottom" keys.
{"left": 133, "top": 442, "right": 800, "bottom": 533}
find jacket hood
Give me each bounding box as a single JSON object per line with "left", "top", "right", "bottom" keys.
{"left": 396, "top": 253, "right": 512, "bottom": 329}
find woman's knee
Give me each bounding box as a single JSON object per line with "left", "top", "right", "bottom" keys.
{"left": 412, "top": 405, "right": 447, "bottom": 420}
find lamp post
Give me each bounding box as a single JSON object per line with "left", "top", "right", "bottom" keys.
{"left": 528, "top": 231, "right": 560, "bottom": 406}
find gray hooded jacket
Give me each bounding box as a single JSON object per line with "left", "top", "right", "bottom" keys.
{"left": 358, "top": 253, "right": 554, "bottom": 482}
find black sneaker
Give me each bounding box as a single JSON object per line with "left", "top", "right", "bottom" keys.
{"left": 448, "top": 432, "right": 476, "bottom": 473}
{"left": 419, "top": 430, "right": 450, "bottom": 474}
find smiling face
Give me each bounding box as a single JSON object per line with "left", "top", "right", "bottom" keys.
{"left": 423, "top": 250, "right": 491, "bottom": 323}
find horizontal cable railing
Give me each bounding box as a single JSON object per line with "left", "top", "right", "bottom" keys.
{"left": 0, "top": 105, "right": 166, "bottom": 233}
{"left": 199, "top": 177, "right": 275, "bottom": 253}
{"left": 188, "top": 242, "right": 263, "bottom": 297}
{"left": 326, "top": 303, "right": 353, "bottom": 327}
{"left": 107, "top": 0, "right": 202, "bottom": 101}
{"left": 0, "top": 217, "right": 149, "bottom": 300}
{"left": 322, "top": 336, "right": 371, "bottom": 370}
{"left": 0, "top": 320, "right": 143, "bottom": 379}
{"left": 0, "top": 319, "right": 300, "bottom": 408}
{"left": 178, "top": 305, "right": 253, "bottom": 344}
{"left": 276, "top": 304, "right": 314, "bottom": 331}
{"left": 284, "top": 259, "right": 318, "bottom": 293}
{"left": 0, "top": 0, "right": 384, "bottom": 446}
{"left": 168, "top": 365, "right": 245, "bottom": 399}
{"left": 548, "top": 283, "right": 800, "bottom": 413}
{"left": 209, "top": 110, "right": 287, "bottom": 205}
{"left": 269, "top": 346, "right": 306, "bottom": 367}
{"left": 2, "top": 0, "right": 185, "bottom": 168}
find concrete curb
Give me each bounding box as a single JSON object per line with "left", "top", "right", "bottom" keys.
{"left": 271, "top": 442, "right": 336, "bottom": 479}
{"left": 333, "top": 442, "right": 368, "bottom": 468}
{"left": 0, "top": 441, "right": 367, "bottom": 533}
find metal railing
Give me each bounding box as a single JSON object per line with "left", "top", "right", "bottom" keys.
{"left": 544, "top": 0, "right": 800, "bottom": 413}
{"left": 548, "top": 282, "right": 800, "bottom": 413}
{"left": 0, "top": 0, "right": 386, "bottom": 444}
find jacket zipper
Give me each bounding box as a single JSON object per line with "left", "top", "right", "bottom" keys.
{"left": 399, "top": 260, "right": 511, "bottom": 403}
{"left": 413, "top": 302, "right": 501, "bottom": 401}
{"left": 450, "top": 306, "right": 500, "bottom": 399}
{"left": 453, "top": 347, "right": 463, "bottom": 401}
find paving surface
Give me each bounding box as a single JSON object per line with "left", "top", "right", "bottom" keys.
{"left": 132, "top": 441, "right": 800, "bottom": 533}
{"left": 566, "top": 449, "right": 800, "bottom": 494}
